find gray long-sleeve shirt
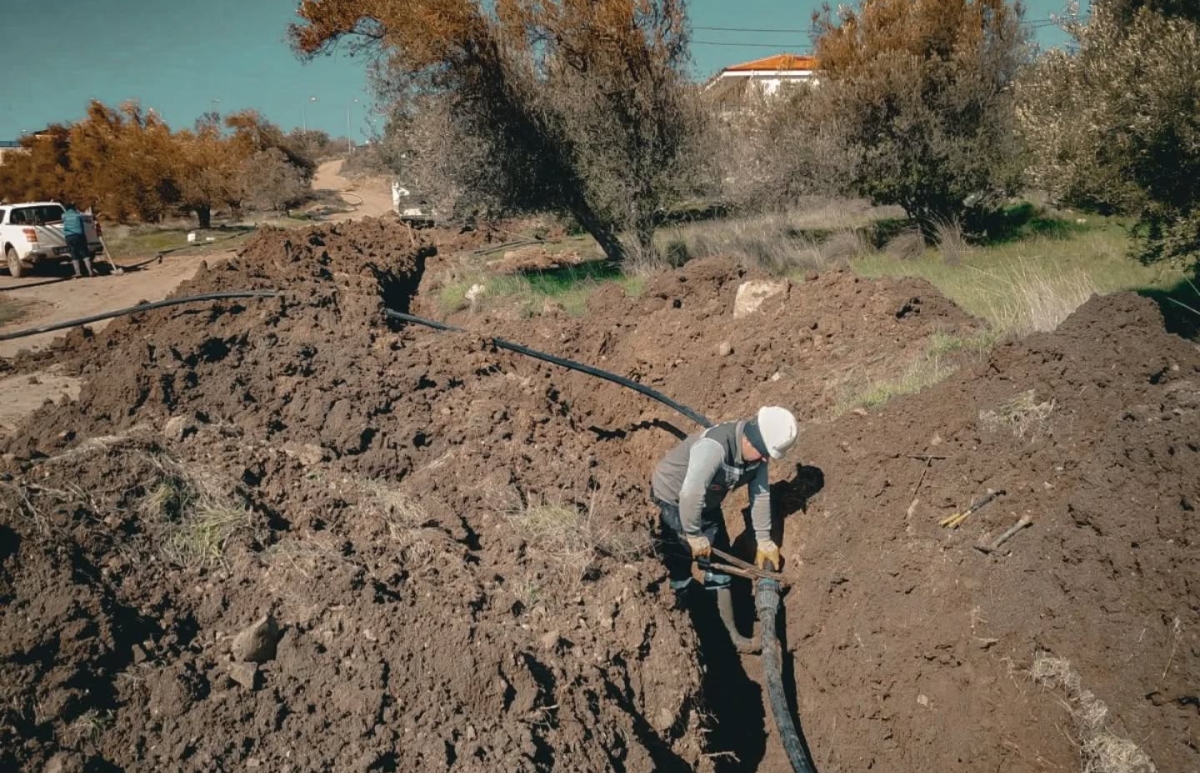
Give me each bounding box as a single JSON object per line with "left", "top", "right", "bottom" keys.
{"left": 651, "top": 420, "right": 773, "bottom": 543}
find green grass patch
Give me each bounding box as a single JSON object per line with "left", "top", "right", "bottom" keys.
{"left": 836, "top": 349, "right": 957, "bottom": 414}
{"left": 836, "top": 327, "right": 999, "bottom": 414}
{"left": 978, "top": 202, "right": 1096, "bottom": 245}
{"left": 438, "top": 259, "right": 642, "bottom": 317}
{"left": 105, "top": 225, "right": 257, "bottom": 260}
{"left": 926, "top": 328, "right": 1003, "bottom": 358}
{"left": 645, "top": 204, "right": 1191, "bottom": 338}
{"left": 853, "top": 215, "right": 1190, "bottom": 336}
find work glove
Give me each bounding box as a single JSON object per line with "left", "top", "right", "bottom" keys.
{"left": 755, "top": 539, "right": 781, "bottom": 571}
{"left": 685, "top": 534, "right": 711, "bottom": 559}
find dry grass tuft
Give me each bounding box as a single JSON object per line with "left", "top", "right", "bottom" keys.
{"left": 655, "top": 207, "right": 877, "bottom": 276}
{"left": 980, "top": 389, "right": 1056, "bottom": 440}
{"left": 819, "top": 229, "right": 871, "bottom": 267}
{"left": 933, "top": 217, "right": 970, "bottom": 266}
{"left": 970, "top": 260, "right": 1099, "bottom": 336}
{"left": 360, "top": 480, "right": 440, "bottom": 564}
{"left": 1032, "top": 654, "right": 1156, "bottom": 773}
{"left": 139, "top": 455, "right": 250, "bottom": 569}
{"left": 885, "top": 229, "right": 928, "bottom": 261}
{"left": 507, "top": 488, "right": 649, "bottom": 578}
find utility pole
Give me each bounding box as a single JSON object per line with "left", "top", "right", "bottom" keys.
{"left": 303, "top": 96, "right": 317, "bottom": 132}
{"left": 346, "top": 98, "right": 359, "bottom": 154}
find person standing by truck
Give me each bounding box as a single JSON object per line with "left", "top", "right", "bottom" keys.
{"left": 62, "top": 202, "right": 95, "bottom": 279}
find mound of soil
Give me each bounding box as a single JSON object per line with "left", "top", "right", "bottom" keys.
{"left": 417, "top": 256, "right": 982, "bottom": 473}
{"left": 775, "top": 292, "right": 1200, "bottom": 772}
{"left": 1, "top": 221, "right": 708, "bottom": 773}
{"left": 2, "top": 218, "right": 1197, "bottom": 772}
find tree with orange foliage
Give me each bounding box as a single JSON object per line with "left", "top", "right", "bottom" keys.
{"left": 811, "top": 0, "right": 1029, "bottom": 232}
{"left": 0, "top": 127, "right": 72, "bottom": 204}
{"left": 0, "top": 100, "right": 316, "bottom": 226}
{"left": 174, "top": 120, "right": 242, "bottom": 229}
{"left": 68, "top": 101, "right": 183, "bottom": 222}
{"left": 289, "top": 0, "right": 698, "bottom": 264}
{"left": 225, "top": 110, "right": 316, "bottom": 177}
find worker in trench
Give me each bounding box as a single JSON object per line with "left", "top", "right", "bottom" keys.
{"left": 650, "top": 406, "right": 798, "bottom": 653}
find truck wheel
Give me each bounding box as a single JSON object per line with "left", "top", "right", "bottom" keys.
{"left": 5, "top": 246, "right": 22, "bottom": 278}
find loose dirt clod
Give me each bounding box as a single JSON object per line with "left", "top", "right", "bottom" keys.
{"left": 227, "top": 662, "right": 261, "bottom": 691}
{"left": 231, "top": 616, "right": 280, "bottom": 664}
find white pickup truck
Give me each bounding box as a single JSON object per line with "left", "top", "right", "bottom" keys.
{"left": 390, "top": 181, "right": 440, "bottom": 226}
{"left": 0, "top": 201, "right": 104, "bottom": 277}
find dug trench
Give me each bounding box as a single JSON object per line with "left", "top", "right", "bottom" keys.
{"left": 0, "top": 219, "right": 1196, "bottom": 772}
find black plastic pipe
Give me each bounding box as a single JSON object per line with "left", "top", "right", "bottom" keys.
{"left": 0, "top": 291, "right": 280, "bottom": 342}
{"left": 757, "top": 573, "right": 818, "bottom": 773}
{"left": 384, "top": 309, "right": 713, "bottom": 429}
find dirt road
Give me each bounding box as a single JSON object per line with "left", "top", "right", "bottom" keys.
{"left": 312, "top": 158, "right": 393, "bottom": 221}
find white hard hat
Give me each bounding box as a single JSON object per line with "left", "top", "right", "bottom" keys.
{"left": 756, "top": 406, "right": 798, "bottom": 459}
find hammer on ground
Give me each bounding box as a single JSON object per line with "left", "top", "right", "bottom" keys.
{"left": 975, "top": 514, "right": 1033, "bottom": 554}
{"left": 940, "top": 488, "right": 1006, "bottom": 529}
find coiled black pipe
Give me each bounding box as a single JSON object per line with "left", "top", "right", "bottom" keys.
{"left": 0, "top": 291, "right": 280, "bottom": 342}
{"left": 757, "top": 573, "right": 819, "bottom": 773}
{"left": 384, "top": 309, "right": 713, "bottom": 429}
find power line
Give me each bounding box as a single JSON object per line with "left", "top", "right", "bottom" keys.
{"left": 692, "top": 40, "right": 810, "bottom": 48}
{"left": 695, "top": 26, "right": 811, "bottom": 34}
{"left": 693, "top": 16, "right": 1081, "bottom": 35}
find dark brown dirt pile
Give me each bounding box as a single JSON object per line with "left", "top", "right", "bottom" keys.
{"left": 765, "top": 292, "right": 1200, "bottom": 772}
{"left": 1, "top": 221, "right": 709, "bottom": 773}
{"left": 423, "top": 257, "right": 979, "bottom": 427}
{"left": 2, "top": 217, "right": 1197, "bottom": 773}
{"left": 419, "top": 257, "right": 1199, "bottom": 771}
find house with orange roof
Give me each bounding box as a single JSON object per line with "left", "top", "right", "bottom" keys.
{"left": 704, "top": 53, "right": 820, "bottom": 113}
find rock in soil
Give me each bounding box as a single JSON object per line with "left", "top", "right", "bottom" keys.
{"left": 227, "top": 662, "right": 261, "bottom": 690}
{"left": 231, "top": 615, "right": 280, "bottom": 664}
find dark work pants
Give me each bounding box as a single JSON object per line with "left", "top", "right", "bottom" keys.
{"left": 66, "top": 233, "right": 91, "bottom": 274}
{"left": 654, "top": 497, "right": 732, "bottom": 591}
{"left": 66, "top": 233, "right": 89, "bottom": 261}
